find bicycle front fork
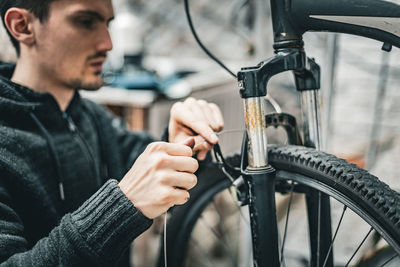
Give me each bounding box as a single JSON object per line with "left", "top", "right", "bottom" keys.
{"left": 239, "top": 47, "right": 332, "bottom": 267}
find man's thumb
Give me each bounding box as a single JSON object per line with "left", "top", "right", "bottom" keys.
{"left": 182, "top": 137, "right": 195, "bottom": 149}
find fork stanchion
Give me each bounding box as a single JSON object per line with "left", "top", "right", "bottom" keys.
{"left": 301, "top": 90, "right": 322, "bottom": 150}
{"left": 244, "top": 97, "right": 269, "bottom": 167}
{"left": 296, "top": 69, "right": 334, "bottom": 267}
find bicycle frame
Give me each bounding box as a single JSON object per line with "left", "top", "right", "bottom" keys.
{"left": 270, "top": 0, "right": 400, "bottom": 49}
{"left": 238, "top": 0, "right": 400, "bottom": 266}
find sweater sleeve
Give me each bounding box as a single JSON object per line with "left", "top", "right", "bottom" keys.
{"left": 0, "top": 179, "right": 152, "bottom": 266}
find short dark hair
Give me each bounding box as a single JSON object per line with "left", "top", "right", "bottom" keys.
{"left": 0, "top": 0, "right": 56, "bottom": 55}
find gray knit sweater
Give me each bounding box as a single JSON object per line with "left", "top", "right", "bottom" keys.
{"left": 0, "top": 63, "right": 154, "bottom": 266}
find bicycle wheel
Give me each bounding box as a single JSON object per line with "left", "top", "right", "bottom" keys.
{"left": 159, "top": 145, "right": 400, "bottom": 267}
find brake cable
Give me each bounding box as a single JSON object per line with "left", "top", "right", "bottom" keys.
{"left": 184, "top": 0, "right": 237, "bottom": 78}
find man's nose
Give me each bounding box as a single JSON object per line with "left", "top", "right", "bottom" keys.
{"left": 97, "top": 28, "right": 113, "bottom": 52}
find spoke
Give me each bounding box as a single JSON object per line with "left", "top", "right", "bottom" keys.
{"left": 164, "top": 212, "right": 167, "bottom": 267}
{"left": 322, "top": 205, "right": 348, "bottom": 267}
{"left": 199, "top": 214, "right": 237, "bottom": 266}
{"left": 317, "top": 192, "right": 322, "bottom": 266}
{"left": 345, "top": 227, "right": 374, "bottom": 267}
{"left": 211, "top": 200, "right": 238, "bottom": 266}
{"left": 380, "top": 254, "right": 399, "bottom": 267}
{"left": 280, "top": 181, "right": 295, "bottom": 266}
{"left": 212, "top": 201, "right": 234, "bottom": 244}
{"left": 228, "top": 187, "right": 251, "bottom": 226}
{"left": 189, "top": 237, "right": 218, "bottom": 267}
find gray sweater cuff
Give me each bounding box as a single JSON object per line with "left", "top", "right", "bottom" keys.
{"left": 70, "top": 179, "right": 152, "bottom": 264}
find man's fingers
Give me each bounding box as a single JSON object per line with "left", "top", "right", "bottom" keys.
{"left": 184, "top": 98, "right": 209, "bottom": 125}
{"left": 209, "top": 103, "right": 224, "bottom": 131}
{"left": 187, "top": 120, "right": 218, "bottom": 144}
{"left": 182, "top": 137, "right": 195, "bottom": 149}
{"left": 167, "top": 156, "right": 199, "bottom": 173}
{"left": 171, "top": 101, "right": 219, "bottom": 144}
{"left": 147, "top": 142, "right": 193, "bottom": 157}
{"left": 170, "top": 188, "right": 191, "bottom": 206}
{"left": 158, "top": 187, "right": 190, "bottom": 208}
{"left": 184, "top": 99, "right": 219, "bottom": 141}
{"left": 192, "top": 137, "right": 213, "bottom": 161}
{"left": 186, "top": 98, "right": 223, "bottom": 133}
{"left": 196, "top": 150, "right": 208, "bottom": 161}
{"left": 193, "top": 139, "right": 212, "bottom": 152}
{"left": 197, "top": 100, "right": 220, "bottom": 131}
{"left": 162, "top": 171, "right": 197, "bottom": 190}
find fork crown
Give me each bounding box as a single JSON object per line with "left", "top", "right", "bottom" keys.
{"left": 238, "top": 47, "right": 320, "bottom": 99}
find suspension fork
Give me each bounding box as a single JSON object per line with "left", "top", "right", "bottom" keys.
{"left": 238, "top": 48, "right": 306, "bottom": 267}
{"left": 238, "top": 46, "right": 328, "bottom": 266}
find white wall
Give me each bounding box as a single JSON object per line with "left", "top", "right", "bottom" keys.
{"left": 0, "top": 25, "right": 16, "bottom": 62}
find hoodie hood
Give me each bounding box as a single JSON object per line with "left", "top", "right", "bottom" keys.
{"left": 0, "top": 62, "right": 90, "bottom": 205}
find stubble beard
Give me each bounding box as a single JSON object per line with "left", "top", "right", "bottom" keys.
{"left": 68, "top": 75, "right": 104, "bottom": 91}
{"left": 66, "top": 52, "right": 107, "bottom": 91}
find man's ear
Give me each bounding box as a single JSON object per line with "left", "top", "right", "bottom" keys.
{"left": 4, "top": 8, "right": 35, "bottom": 46}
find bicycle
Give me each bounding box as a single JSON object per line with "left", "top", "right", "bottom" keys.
{"left": 158, "top": 0, "right": 400, "bottom": 266}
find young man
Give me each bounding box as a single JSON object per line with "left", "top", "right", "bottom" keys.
{"left": 0, "top": 0, "right": 224, "bottom": 265}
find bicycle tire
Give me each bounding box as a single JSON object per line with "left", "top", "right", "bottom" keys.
{"left": 159, "top": 145, "right": 400, "bottom": 267}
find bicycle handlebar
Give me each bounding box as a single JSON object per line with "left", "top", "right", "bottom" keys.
{"left": 271, "top": 0, "right": 400, "bottom": 49}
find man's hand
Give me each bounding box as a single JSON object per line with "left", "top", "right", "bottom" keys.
{"left": 119, "top": 139, "right": 198, "bottom": 219}
{"left": 168, "top": 98, "right": 224, "bottom": 160}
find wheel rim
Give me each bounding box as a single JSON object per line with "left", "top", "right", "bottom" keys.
{"left": 169, "top": 170, "right": 400, "bottom": 267}
{"left": 277, "top": 170, "right": 400, "bottom": 255}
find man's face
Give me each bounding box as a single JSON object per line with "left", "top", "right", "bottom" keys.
{"left": 32, "top": 0, "right": 114, "bottom": 90}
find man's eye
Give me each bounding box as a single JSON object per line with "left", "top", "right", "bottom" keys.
{"left": 78, "top": 19, "right": 95, "bottom": 29}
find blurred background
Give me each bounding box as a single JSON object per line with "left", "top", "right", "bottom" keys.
{"left": 0, "top": 0, "right": 399, "bottom": 266}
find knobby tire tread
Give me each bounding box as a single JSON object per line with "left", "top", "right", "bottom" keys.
{"left": 159, "top": 145, "right": 400, "bottom": 267}
{"left": 269, "top": 145, "right": 400, "bottom": 231}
